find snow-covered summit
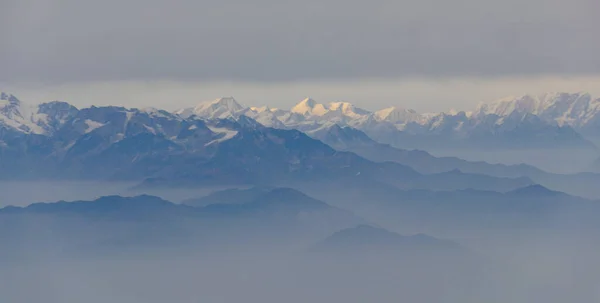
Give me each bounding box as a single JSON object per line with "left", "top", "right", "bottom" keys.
{"left": 0, "top": 92, "right": 47, "bottom": 134}
{"left": 250, "top": 106, "right": 281, "bottom": 113}
{"left": 0, "top": 92, "right": 24, "bottom": 118}
{"left": 2, "top": 91, "right": 597, "bottom": 153}
{"left": 290, "top": 98, "right": 370, "bottom": 119}
{"left": 328, "top": 101, "right": 370, "bottom": 118}
{"left": 374, "top": 106, "right": 422, "bottom": 124}
{"left": 291, "top": 98, "right": 328, "bottom": 116}
{"left": 0, "top": 92, "right": 21, "bottom": 107}
{"left": 475, "top": 92, "right": 600, "bottom": 129}
{"left": 176, "top": 97, "right": 245, "bottom": 119}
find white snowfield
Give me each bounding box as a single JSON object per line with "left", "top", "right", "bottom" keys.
{"left": 474, "top": 92, "right": 600, "bottom": 128}
{"left": 0, "top": 92, "right": 48, "bottom": 134}
{"left": 175, "top": 97, "right": 244, "bottom": 120}
{"left": 84, "top": 120, "right": 106, "bottom": 133}
{"left": 205, "top": 126, "right": 239, "bottom": 146}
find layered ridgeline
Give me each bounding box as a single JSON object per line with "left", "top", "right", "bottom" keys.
{"left": 0, "top": 92, "right": 536, "bottom": 194}
{"left": 3, "top": 92, "right": 599, "bottom": 152}
{"left": 172, "top": 93, "right": 600, "bottom": 151}
{"left": 304, "top": 123, "right": 600, "bottom": 198}
{"left": 6, "top": 184, "right": 600, "bottom": 255}
{"left": 190, "top": 185, "right": 600, "bottom": 237}
{"left": 172, "top": 93, "right": 600, "bottom": 174}
{"left": 5, "top": 91, "right": 600, "bottom": 197}
{"left": 171, "top": 93, "right": 600, "bottom": 177}
{"left": 3, "top": 185, "right": 596, "bottom": 258}
{"left": 4, "top": 92, "right": 600, "bottom": 303}
{"left": 0, "top": 190, "right": 364, "bottom": 255}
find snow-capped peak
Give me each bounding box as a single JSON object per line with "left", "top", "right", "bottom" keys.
{"left": 328, "top": 101, "right": 370, "bottom": 118}
{"left": 195, "top": 97, "right": 244, "bottom": 113}
{"left": 291, "top": 98, "right": 369, "bottom": 119}
{"left": 0, "top": 92, "right": 21, "bottom": 107}
{"left": 0, "top": 92, "right": 24, "bottom": 118}
{"left": 211, "top": 97, "right": 243, "bottom": 108}
{"left": 474, "top": 92, "right": 600, "bottom": 128}
{"left": 374, "top": 106, "right": 419, "bottom": 124}
{"left": 0, "top": 92, "right": 47, "bottom": 134}
{"left": 476, "top": 92, "right": 590, "bottom": 116}
{"left": 250, "top": 106, "right": 279, "bottom": 113}
{"left": 291, "top": 98, "right": 328, "bottom": 116}
{"left": 476, "top": 94, "right": 542, "bottom": 116}
{"left": 329, "top": 101, "right": 353, "bottom": 112}
{"left": 176, "top": 97, "right": 246, "bottom": 119}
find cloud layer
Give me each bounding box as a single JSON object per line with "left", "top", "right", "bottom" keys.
{"left": 2, "top": 0, "right": 599, "bottom": 83}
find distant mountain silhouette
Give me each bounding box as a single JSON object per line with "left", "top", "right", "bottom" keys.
{"left": 311, "top": 225, "right": 463, "bottom": 254}
{"left": 198, "top": 187, "right": 338, "bottom": 216}
{"left": 305, "top": 123, "right": 600, "bottom": 198}
{"left": 1, "top": 195, "right": 184, "bottom": 216}
{"left": 294, "top": 175, "right": 600, "bottom": 234}
{"left": 183, "top": 186, "right": 275, "bottom": 207}
{"left": 508, "top": 184, "right": 564, "bottom": 197}
{"left": 0, "top": 191, "right": 364, "bottom": 256}
{"left": 0, "top": 101, "right": 535, "bottom": 194}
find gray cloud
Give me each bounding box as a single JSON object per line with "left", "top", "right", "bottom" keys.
{"left": 2, "top": 0, "right": 600, "bottom": 83}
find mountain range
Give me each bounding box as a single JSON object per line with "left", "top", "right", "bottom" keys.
{"left": 0, "top": 190, "right": 364, "bottom": 256}
{"left": 172, "top": 93, "right": 600, "bottom": 173}
{"left": 3, "top": 90, "right": 600, "bottom": 303}
{"left": 4, "top": 91, "right": 600, "bottom": 197}
{"left": 311, "top": 225, "right": 463, "bottom": 254}
{"left": 291, "top": 176, "right": 600, "bottom": 237}
{"left": 0, "top": 92, "right": 541, "bottom": 195}
{"left": 173, "top": 93, "right": 600, "bottom": 151}
{"left": 304, "top": 123, "right": 600, "bottom": 197}
{"left": 4, "top": 91, "right": 600, "bottom": 148}
{"left": 3, "top": 182, "right": 594, "bottom": 258}
{"left": 174, "top": 183, "right": 600, "bottom": 241}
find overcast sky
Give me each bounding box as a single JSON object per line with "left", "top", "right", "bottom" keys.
{"left": 2, "top": 0, "right": 599, "bottom": 111}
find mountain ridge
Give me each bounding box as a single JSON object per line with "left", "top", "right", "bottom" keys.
{"left": 4, "top": 91, "right": 599, "bottom": 149}
{"left": 177, "top": 92, "right": 598, "bottom": 151}
{"left": 2, "top": 91, "right": 599, "bottom": 197}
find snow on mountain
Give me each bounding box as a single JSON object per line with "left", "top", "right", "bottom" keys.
{"left": 178, "top": 95, "right": 594, "bottom": 149}
{"left": 205, "top": 125, "right": 239, "bottom": 146}
{"left": 374, "top": 106, "right": 422, "bottom": 125}
{"left": 175, "top": 97, "right": 245, "bottom": 119}
{"left": 291, "top": 98, "right": 370, "bottom": 120}
{"left": 139, "top": 107, "right": 177, "bottom": 119}
{"left": 84, "top": 119, "right": 106, "bottom": 133}
{"left": 328, "top": 101, "right": 370, "bottom": 118}
{"left": 0, "top": 92, "right": 27, "bottom": 131}
{"left": 35, "top": 101, "right": 80, "bottom": 134}
{"left": 239, "top": 106, "right": 292, "bottom": 129}
{"left": 175, "top": 96, "right": 416, "bottom": 133}
{"left": 291, "top": 98, "right": 328, "bottom": 116}
{"left": 249, "top": 106, "right": 279, "bottom": 113}
{"left": 305, "top": 123, "right": 376, "bottom": 150}
{"left": 475, "top": 92, "right": 600, "bottom": 130}
{"left": 0, "top": 92, "right": 48, "bottom": 134}
{"left": 4, "top": 90, "right": 596, "bottom": 153}
{"left": 0, "top": 92, "right": 21, "bottom": 112}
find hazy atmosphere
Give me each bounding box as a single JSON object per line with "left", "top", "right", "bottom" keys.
{"left": 2, "top": 0, "right": 600, "bottom": 302}
{"left": 3, "top": 0, "right": 600, "bottom": 82}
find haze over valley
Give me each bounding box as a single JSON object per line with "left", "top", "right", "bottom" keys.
{"left": 3, "top": 0, "right": 600, "bottom": 300}
{"left": 2, "top": 90, "right": 600, "bottom": 302}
